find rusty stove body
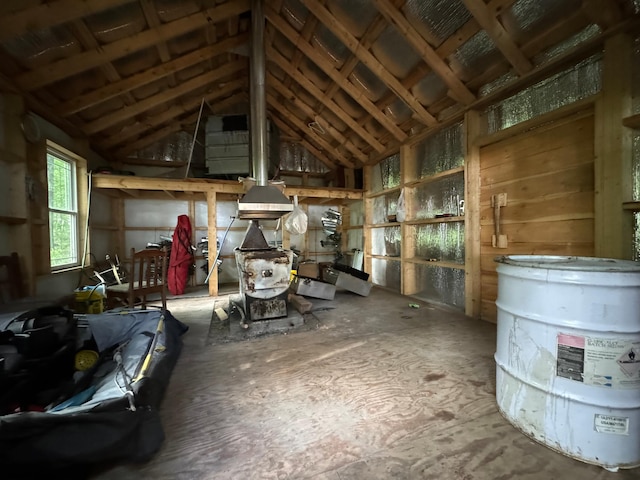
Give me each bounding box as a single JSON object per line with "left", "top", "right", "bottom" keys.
{"left": 235, "top": 222, "right": 292, "bottom": 321}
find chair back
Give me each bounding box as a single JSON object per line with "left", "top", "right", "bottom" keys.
{"left": 0, "top": 253, "right": 25, "bottom": 303}
{"left": 128, "top": 247, "right": 167, "bottom": 310}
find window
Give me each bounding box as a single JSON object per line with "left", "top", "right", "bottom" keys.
{"left": 47, "top": 145, "right": 83, "bottom": 269}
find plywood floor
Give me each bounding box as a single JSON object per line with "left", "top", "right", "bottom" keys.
{"left": 92, "top": 288, "right": 637, "bottom": 480}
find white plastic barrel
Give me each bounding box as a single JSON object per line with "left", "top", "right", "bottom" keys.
{"left": 494, "top": 255, "right": 640, "bottom": 471}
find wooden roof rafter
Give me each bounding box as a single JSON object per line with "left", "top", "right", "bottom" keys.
{"left": 266, "top": 92, "right": 354, "bottom": 168}
{"left": 268, "top": 73, "right": 368, "bottom": 164}
{"left": 299, "top": 0, "right": 438, "bottom": 128}
{"left": 58, "top": 33, "right": 250, "bottom": 116}
{"left": 265, "top": 5, "right": 408, "bottom": 142}
{"left": 267, "top": 44, "right": 385, "bottom": 154}
{"left": 15, "top": 0, "right": 251, "bottom": 91}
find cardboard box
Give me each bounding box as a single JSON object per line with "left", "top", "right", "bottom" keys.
{"left": 297, "top": 262, "right": 319, "bottom": 279}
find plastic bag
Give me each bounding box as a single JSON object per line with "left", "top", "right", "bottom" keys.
{"left": 284, "top": 196, "right": 308, "bottom": 235}
{"left": 396, "top": 188, "right": 406, "bottom": 223}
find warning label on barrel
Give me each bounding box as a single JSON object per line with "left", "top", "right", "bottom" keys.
{"left": 557, "top": 334, "right": 640, "bottom": 389}
{"left": 594, "top": 414, "right": 629, "bottom": 435}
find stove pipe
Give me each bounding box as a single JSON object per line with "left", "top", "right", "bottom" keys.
{"left": 238, "top": 0, "right": 292, "bottom": 220}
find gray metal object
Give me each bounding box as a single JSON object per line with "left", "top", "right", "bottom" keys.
{"left": 324, "top": 268, "right": 372, "bottom": 297}
{"left": 238, "top": 0, "right": 292, "bottom": 220}
{"left": 290, "top": 276, "right": 336, "bottom": 301}
{"left": 250, "top": 0, "right": 267, "bottom": 187}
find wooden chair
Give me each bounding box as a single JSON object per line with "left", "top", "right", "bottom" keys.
{"left": 0, "top": 252, "right": 25, "bottom": 303}
{"left": 106, "top": 248, "right": 167, "bottom": 310}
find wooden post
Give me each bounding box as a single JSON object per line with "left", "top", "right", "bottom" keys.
{"left": 206, "top": 190, "right": 218, "bottom": 296}
{"left": 465, "top": 110, "right": 482, "bottom": 319}
{"left": 400, "top": 144, "right": 417, "bottom": 296}
{"left": 594, "top": 33, "right": 633, "bottom": 259}
{"left": 363, "top": 165, "right": 373, "bottom": 276}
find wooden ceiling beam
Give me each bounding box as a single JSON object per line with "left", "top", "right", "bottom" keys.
{"left": 461, "top": 0, "right": 533, "bottom": 75}
{"left": 266, "top": 6, "right": 407, "bottom": 142}
{"left": 268, "top": 73, "right": 368, "bottom": 164}
{"left": 101, "top": 82, "right": 245, "bottom": 149}
{"left": 84, "top": 59, "right": 247, "bottom": 134}
{"left": 319, "top": 11, "right": 390, "bottom": 110}
{"left": 0, "top": 0, "right": 134, "bottom": 43}
{"left": 299, "top": 0, "right": 437, "bottom": 127}
{"left": 270, "top": 115, "right": 338, "bottom": 171}
{"left": 284, "top": 15, "right": 319, "bottom": 90}
{"left": 267, "top": 92, "right": 354, "bottom": 168}
{"left": 267, "top": 44, "right": 386, "bottom": 153}
{"left": 15, "top": 0, "right": 250, "bottom": 90}
{"left": 114, "top": 91, "right": 247, "bottom": 156}
{"left": 70, "top": 19, "right": 137, "bottom": 107}
{"left": 139, "top": 0, "right": 177, "bottom": 87}
{"left": 58, "top": 33, "right": 248, "bottom": 116}
{"left": 373, "top": 0, "right": 476, "bottom": 105}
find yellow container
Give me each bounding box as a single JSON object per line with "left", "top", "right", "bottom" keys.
{"left": 290, "top": 270, "right": 297, "bottom": 283}
{"left": 74, "top": 286, "right": 105, "bottom": 314}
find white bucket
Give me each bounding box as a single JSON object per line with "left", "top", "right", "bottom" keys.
{"left": 494, "top": 255, "right": 640, "bottom": 471}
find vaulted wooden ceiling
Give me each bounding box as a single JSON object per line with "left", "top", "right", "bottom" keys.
{"left": 0, "top": 0, "right": 637, "bottom": 172}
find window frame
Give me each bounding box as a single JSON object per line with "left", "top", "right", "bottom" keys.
{"left": 46, "top": 141, "right": 88, "bottom": 272}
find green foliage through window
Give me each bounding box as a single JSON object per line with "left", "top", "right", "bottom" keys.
{"left": 47, "top": 151, "right": 78, "bottom": 268}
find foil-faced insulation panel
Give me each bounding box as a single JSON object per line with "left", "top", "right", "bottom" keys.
{"left": 449, "top": 30, "right": 500, "bottom": 83}
{"left": 413, "top": 123, "right": 463, "bottom": 179}
{"left": 371, "top": 226, "right": 401, "bottom": 257}
{"left": 350, "top": 63, "right": 388, "bottom": 102}
{"left": 312, "top": 25, "right": 350, "bottom": 67}
{"left": 484, "top": 55, "right": 602, "bottom": 134}
{"left": 279, "top": 142, "right": 329, "bottom": 173}
{"left": 371, "top": 153, "right": 401, "bottom": 193}
{"left": 411, "top": 72, "right": 448, "bottom": 106}
{"left": 2, "top": 26, "right": 81, "bottom": 69}
{"left": 155, "top": 0, "right": 203, "bottom": 22}
{"left": 413, "top": 264, "right": 465, "bottom": 310}
{"left": 413, "top": 223, "right": 465, "bottom": 264}
{"left": 634, "top": 133, "right": 640, "bottom": 201}
{"left": 372, "top": 193, "right": 399, "bottom": 225}
{"left": 350, "top": 201, "right": 365, "bottom": 226}
{"left": 282, "top": 0, "right": 309, "bottom": 31}
{"left": 532, "top": 25, "right": 601, "bottom": 67}
{"left": 414, "top": 174, "right": 465, "bottom": 220}
{"left": 327, "top": 0, "right": 379, "bottom": 38}
{"left": 347, "top": 229, "right": 364, "bottom": 251}
{"left": 402, "top": 0, "right": 471, "bottom": 47}
{"left": 385, "top": 98, "right": 413, "bottom": 124}
{"left": 371, "top": 26, "right": 421, "bottom": 80}
{"left": 83, "top": 3, "right": 145, "bottom": 44}
{"left": 634, "top": 36, "right": 640, "bottom": 115}
{"left": 502, "top": 0, "right": 581, "bottom": 45}
{"left": 131, "top": 131, "right": 196, "bottom": 164}
{"left": 371, "top": 258, "right": 402, "bottom": 293}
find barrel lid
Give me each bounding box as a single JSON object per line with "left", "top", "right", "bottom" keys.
{"left": 494, "top": 255, "right": 640, "bottom": 272}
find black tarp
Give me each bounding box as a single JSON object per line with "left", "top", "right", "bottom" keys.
{"left": 0, "top": 308, "right": 188, "bottom": 477}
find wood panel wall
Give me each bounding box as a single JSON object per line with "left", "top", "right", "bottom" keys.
{"left": 478, "top": 113, "right": 595, "bottom": 322}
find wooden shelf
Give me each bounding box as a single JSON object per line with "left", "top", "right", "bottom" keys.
{"left": 91, "top": 224, "right": 119, "bottom": 231}
{"left": 405, "top": 257, "right": 465, "bottom": 270}
{"left": 0, "top": 215, "right": 27, "bottom": 225}
{"left": 368, "top": 222, "right": 402, "bottom": 228}
{"left": 622, "top": 114, "right": 640, "bottom": 129}
{"left": 405, "top": 166, "right": 464, "bottom": 188}
{"left": 371, "top": 254, "right": 401, "bottom": 261}
{"left": 623, "top": 201, "right": 640, "bottom": 211}
{"left": 366, "top": 185, "right": 402, "bottom": 199}
{"left": 405, "top": 216, "right": 465, "bottom": 225}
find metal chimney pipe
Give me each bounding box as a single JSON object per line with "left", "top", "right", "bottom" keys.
{"left": 250, "top": 0, "right": 268, "bottom": 187}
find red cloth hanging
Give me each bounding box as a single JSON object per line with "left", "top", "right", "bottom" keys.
{"left": 167, "top": 215, "right": 193, "bottom": 295}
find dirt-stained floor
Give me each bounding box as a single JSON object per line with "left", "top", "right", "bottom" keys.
{"left": 92, "top": 287, "right": 638, "bottom": 480}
